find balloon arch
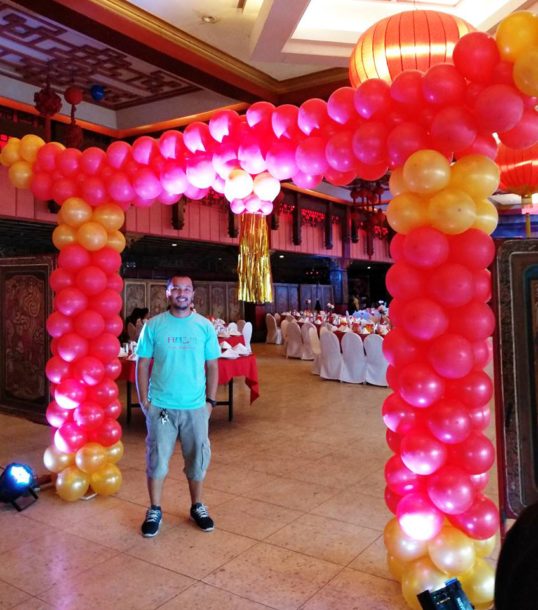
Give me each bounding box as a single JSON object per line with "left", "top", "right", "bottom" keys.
{"left": 2, "top": 9, "right": 538, "bottom": 609}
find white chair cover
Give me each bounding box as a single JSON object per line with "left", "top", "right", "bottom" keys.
{"left": 280, "top": 319, "right": 290, "bottom": 346}
{"left": 301, "top": 321, "right": 315, "bottom": 360}
{"left": 265, "top": 313, "right": 282, "bottom": 344}
{"left": 237, "top": 319, "right": 246, "bottom": 333}
{"left": 285, "top": 321, "right": 303, "bottom": 359}
{"left": 364, "top": 334, "right": 388, "bottom": 386}
{"left": 319, "top": 331, "right": 343, "bottom": 381}
{"left": 340, "top": 332, "right": 367, "bottom": 384}
{"left": 242, "top": 321, "right": 253, "bottom": 353}
{"left": 227, "top": 321, "right": 238, "bottom": 333}
{"left": 274, "top": 313, "right": 281, "bottom": 326}
{"left": 308, "top": 326, "right": 321, "bottom": 375}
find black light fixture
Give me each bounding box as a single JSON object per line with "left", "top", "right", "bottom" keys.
{"left": 417, "top": 578, "right": 473, "bottom": 610}
{"left": 0, "top": 463, "right": 39, "bottom": 511}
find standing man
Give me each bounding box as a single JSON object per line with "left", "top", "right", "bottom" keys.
{"left": 135, "top": 275, "right": 221, "bottom": 537}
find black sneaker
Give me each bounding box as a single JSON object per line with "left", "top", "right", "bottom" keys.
{"left": 190, "top": 502, "right": 214, "bottom": 532}
{"left": 141, "top": 507, "right": 162, "bottom": 537}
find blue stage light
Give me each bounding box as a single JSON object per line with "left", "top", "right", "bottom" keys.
{"left": 0, "top": 463, "right": 38, "bottom": 511}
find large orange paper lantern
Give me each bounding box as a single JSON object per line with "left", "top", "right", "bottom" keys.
{"left": 496, "top": 142, "right": 538, "bottom": 197}
{"left": 349, "top": 10, "right": 474, "bottom": 86}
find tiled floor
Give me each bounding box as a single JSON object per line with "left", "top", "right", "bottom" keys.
{"left": 0, "top": 344, "right": 498, "bottom": 610}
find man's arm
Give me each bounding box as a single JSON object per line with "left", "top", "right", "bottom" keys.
{"left": 205, "top": 358, "right": 219, "bottom": 403}
{"left": 136, "top": 357, "right": 153, "bottom": 412}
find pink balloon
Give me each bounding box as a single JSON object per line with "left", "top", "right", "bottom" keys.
{"left": 453, "top": 32, "right": 500, "bottom": 84}
{"left": 158, "top": 130, "right": 185, "bottom": 159}
{"left": 449, "top": 230, "right": 495, "bottom": 270}
{"left": 384, "top": 454, "right": 425, "bottom": 496}
{"left": 56, "top": 332, "right": 89, "bottom": 363}
{"left": 474, "top": 84, "right": 524, "bottom": 133}
{"left": 73, "top": 402, "right": 105, "bottom": 430}
{"left": 382, "top": 392, "right": 420, "bottom": 434}
{"left": 54, "top": 421, "right": 87, "bottom": 453}
{"left": 104, "top": 314, "right": 124, "bottom": 337}
{"left": 427, "top": 263, "right": 474, "bottom": 308}
{"left": 81, "top": 176, "right": 107, "bottom": 207}
{"left": 467, "top": 403, "right": 491, "bottom": 432}
{"left": 430, "top": 106, "right": 477, "bottom": 154}
{"left": 87, "top": 378, "right": 119, "bottom": 406}
{"left": 91, "top": 248, "right": 122, "bottom": 274}
{"left": 474, "top": 269, "right": 492, "bottom": 303}
{"left": 386, "top": 298, "right": 404, "bottom": 328}
{"left": 426, "top": 397, "right": 472, "bottom": 444}
{"left": 271, "top": 104, "right": 300, "bottom": 139}
{"left": 46, "top": 311, "right": 73, "bottom": 338}
{"left": 386, "top": 429, "right": 402, "bottom": 453}
{"left": 55, "top": 377, "right": 87, "bottom": 410}
{"left": 260, "top": 200, "right": 273, "bottom": 216}
{"left": 107, "top": 141, "right": 131, "bottom": 169}
{"left": 245, "top": 194, "right": 262, "bottom": 214}
{"left": 397, "top": 492, "right": 444, "bottom": 541}
{"left": 291, "top": 170, "right": 322, "bottom": 190}
{"left": 75, "top": 266, "right": 107, "bottom": 296}
{"left": 31, "top": 172, "right": 53, "bottom": 200}
{"left": 354, "top": 78, "right": 392, "bottom": 119}
{"left": 385, "top": 486, "right": 403, "bottom": 514}
{"left": 52, "top": 178, "right": 78, "bottom": 204}
{"left": 402, "top": 298, "right": 448, "bottom": 342}
{"left": 50, "top": 268, "right": 73, "bottom": 292}
{"left": 133, "top": 167, "right": 162, "bottom": 200}
{"left": 72, "top": 356, "right": 105, "bottom": 386}
{"left": 325, "top": 131, "right": 357, "bottom": 173}
{"left": 57, "top": 148, "right": 82, "bottom": 177}
{"left": 45, "top": 356, "right": 71, "bottom": 384}
{"left": 448, "top": 432, "right": 495, "bottom": 475}
{"left": 422, "top": 64, "right": 466, "bottom": 106}
{"left": 390, "top": 70, "right": 424, "bottom": 107}
{"left": 448, "top": 494, "right": 499, "bottom": 540}
{"left": 324, "top": 167, "right": 356, "bottom": 186}
{"left": 107, "top": 171, "right": 136, "bottom": 203}
{"left": 183, "top": 184, "right": 209, "bottom": 200}
{"left": 296, "top": 137, "right": 329, "bottom": 176}
{"left": 209, "top": 109, "right": 241, "bottom": 142}
{"left": 238, "top": 136, "right": 267, "bottom": 175}
{"left": 88, "top": 333, "right": 120, "bottom": 364}
{"left": 389, "top": 234, "right": 406, "bottom": 261}
{"left": 246, "top": 101, "right": 275, "bottom": 129}
{"left": 157, "top": 191, "right": 180, "bottom": 206}
{"left": 403, "top": 227, "right": 449, "bottom": 269}
{"left": 446, "top": 371, "right": 493, "bottom": 407}
{"left": 499, "top": 108, "right": 538, "bottom": 149}
{"left": 472, "top": 339, "right": 492, "bottom": 370}
{"left": 401, "top": 429, "right": 447, "bottom": 475}
{"left": 352, "top": 121, "right": 389, "bottom": 166}
{"left": 88, "top": 417, "right": 122, "bottom": 446}
{"left": 398, "top": 363, "right": 445, "bottom": 408}
{"left": 382, "top": 328, "right": 423, "bottom": 368}
{"left": 469, "top": 472, "right": 490, "bottom": 492}
{"left": 448, "top": 302, "right": 495, "bottom": 342}
{"left": 212, "top": 142, "right": 239, "bottom": 180}
{"left": 427, "top": 465, "right": 475, "bottom": 515}
{"left": 160, "top": 160, "right": 188, "bottom": 195}
{"left": 355, "top": 160, "right": 388, "bottom": 181}
{"left": 427, "top": 334, "right": 474, "bottom": 379}
{"left": 104, "top": 358, "right": 122, "bottom": 381}
{"left": 35, "top": 142, "right": 62, "bottom": 172}
{"left": 298, "top": 98, "right": 328, "bottom": 135}
{"left": 386, "top": 365, "right": 400, "bottom": 392}
{"left": 183, "top": 122, "right": 214, "bottom": 154}
{"left": 103, "top": 399, "right": 122, "bottom": 420}
{"left": 230, "top": 199, "right": 246, "bottom": 214}
{"left": 457, "top": 133, "right": 498, "bottom": 160}
{"left": 90, "top": 289, "right": 122, "bottom": 318}
{"left": 80, "top": 147, "right": 107, "bottom": 175}
{"left": 73, "top": 310, "right": 105, "bottom": 339}
{"left": 54, "top": 287, "right": 88, "bottom": 317}
{"left": 327, "top": 87, "right": 358, "bottom": 125}
{"left": 186, "top": 153, "right": 216, "bottom": 189}
{"left": 387, "top": 122, "right": 429, "bottom": 168}
{"left": 46, "top": 400, "right": 72, "bottom": 428}
{"left": 131, "top": 136, "right": 158, "bottom": 166}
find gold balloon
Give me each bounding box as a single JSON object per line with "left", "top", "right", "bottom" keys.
{"left": 474, "top": 533, "right": 497, "bottom": 558}
{"left": 403, "top": 149, "right": 451, "bottom": 196}
{"left": 496, "top": 11, "right": 538, "bottom": 62}
{"left": 19, "top": 134, "right": 45, "bottom": 163}
{"left": 8, "top": 160, "right": 33, "bottom": 189}
{"left": 389, "top": 167, "right": 407, "bottom": 197}
{"left": 90, "top": 463, "right": 122, "bottom": 496}
{"left": 472, "top": 199, "right": 498, "bottom": 235}
{"left": 0, "top": 138, "right": 21, "bottom": 167}
{"left": 384, "top": 517, "right": 428, "bottom": 563}
{"left": 92, "top": 203, "right": 125, "bottom": 232}
{"left": 107, "top": 229, "right": 126, "bottom": 253}
{"left": 427, "top": 525, "right": 476, "bottom": 576}
{"left": 61, "top": 197, "right": 93, "bottom": 228}
{"left": 105, "top": 440, "right": 124, "bottom": 464}
{"left": 387, "top": 553, "right": 408, "bottom": 582}
{"left": 428, "top": 188, "right": 476, "bottom": 235}
{"left": 75, "top": 442, "right": 107, "bottom": 474}
{"left": 76, "top": 221, "right": 108, "bottom": 251}
{"left": 43, "top": 444, "right": 75, "bottom": 474}
{"left": 513, "top": 47, "right": 538, "bottom": 98}
{"left": 450, "top": 155, "right": 500, "bottom": 200}
{"left": 459, "top": 558, "right": 495, "bottom": 606}
{"left": 386, "top": 192, "right": 429, "bottom": 234}
{"left": 52, "top": 223, "right": 77, "bottom": 250}
{"left": 56, "top": 465, "right": 90, "bottom": 502}
{"left": 401, "top": 557, "right": 447, "bottom": 610}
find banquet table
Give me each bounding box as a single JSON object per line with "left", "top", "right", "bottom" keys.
{"left": 119, "top": 348, "right": 259, "bottom": 423}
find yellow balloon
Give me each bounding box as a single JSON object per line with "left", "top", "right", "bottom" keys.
{"left": 403, "top": 149, "right": 451, "bottom": 195}
{"left": 496, "top": 11, "right": 538, "bottom": 62}
{"left": 56, "top": 465, "right": 90, "bottom": 502}
{"left": 427, "top": 525, "right": 476, "bottom": 576}
{"left": 105, "top": 440, "right": 124, "bottom": 464}
{"left": 76, "top": 221, "right": 108, "bottom": 251}
{"left": 450, "top": 155, "right": 500, "bottom": 200}
{"left": 90, "top": 463, "right": 122, "bottom": 496}
{"left": 474, "top": 533, "right": 497, "bottom": 558}
{"left": 513, "top": 47, "right": 538, "bottom": 98}
{"left": 472, "top": 199, "right": 498, "bottom": 235}
{"left": 389, "top": 167, "right": 406, "bottom": 197}
{"left": 75, "top": 442, "right": 107, "bottom": 474}
{"left": 428, "top": 188, "right": 476, "bottom": 234}
{"left": 459, "top": 558, "right": 495, "bottom": 606}
{"left": 92, "top": 203, "right": 125, "bottom": 232}
{"left": 386, "top": 192, "right": 429, "bottom": 234}
{"left": 8, "top": 160, "right": 33, "bottom": 189}
{"left": 43, "top": 445, "right": 75, "bottom": 474}
{"left": 401, "top": 557, "right": 447, "bottom": 610}
{"left": 61, "top": 197, "right": 93, "bottom": 228}
{"left": 384, "top": 517, "right": 428, "bottom": 562}
{"left": 19, "top": 134, "right": 45, "bottom": 163}
{"left": 107, "top": 229, "right": 126, "bottom": 253}
{"left": 0, "top": 138, "right": 21, "bottom": 167}
{"left": 387, "top": 553, "right": 408, "bottom": 582}
{"left": 52, "top": 223, "right": 77, "bottom": 250}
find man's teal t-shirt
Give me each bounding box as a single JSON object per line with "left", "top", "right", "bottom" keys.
{"left": 136, "top": 311, "right": 221, "bottom": 410}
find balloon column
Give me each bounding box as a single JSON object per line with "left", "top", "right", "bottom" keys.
{"left": 0, "top": 8, "right": 538, "bottom": 608}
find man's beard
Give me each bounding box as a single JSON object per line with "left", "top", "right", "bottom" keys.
{"left": 171, "top": 298, "right": 190, "bottom": 311}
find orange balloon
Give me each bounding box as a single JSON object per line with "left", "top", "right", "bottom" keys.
{"left": 43, "top": 444, "right": 75, "bottom": 474}
{"left": 384, "top": 518, "right": 428, "bottom": 562}
{"left": 513, "top": 47, "right": 538, "bottom": 98}
{"left": 450, "top": 155, "right": 500, "bottom": 200}
{"left": 401, "top": 557, "right": 447, "bottom": 610}
{"left": 472, "top": 199, "right": 498, "bottom": 235}
{"left": 19, "top": 134, "right": 45, "bottom": 163}
{"left": 8, "top": 160, "right": 33, "bottom": 189}
{"left": 496, "top": 11, "right": 538, "bottom": 62}
{"left": 105, "top": 440, "right": 124, "bottom": 464}
{"left": 92, "top": 203, "right": 125, "bottom": 232}
{"left": 403, "top": 149, "right": 451, "bottom": 195}
{"left": 459, "top": 558, "right": 495, "bottom": 606}
{"left": 56, "top": 465, "right": 90, "bottom": 502}
{"left": 387, "top": 553, "right": 408, "bottom": 582}
{"left": 427, "top": 525, "right": 476, "bottom": 576}
{"left": 428, "top": 188, "right": 476, "bottom": 234}
{"left": 52, "top": 223, "right": 77, "bottom": 250}
{"left": 386, "top": 192, "right": 429, "bottom": 234}
{"left": 107, "top": 230, "right": 126, "bottom": 253}
{"left": 389, "top": 167, "right": 406, "bottom": 196}
{"left": 0, "top": 138, "right": 21, "bottom": 167}
{"left": 75, "top": 442, "right": 107, "bottom": 474}
{"left": 61, "top": 197, "right": 93, "bottom": 228}
{"left": 473, "top": 533, "right": 497, "bottom": 558}
{"left": 90, "top": 463, "right": 122, "bottom": 495}
{"left": 76, "top": 221, "right": 108, "bottom": 251}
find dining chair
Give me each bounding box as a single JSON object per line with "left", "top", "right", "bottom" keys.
{"left": 319, "top": 330, "right": 343, "bottom": 381}
{"left": 308, "top": 326, "right": 322, "bottom": 375}
{"left": 280, "top": 319, "right": 290, "bottom": 348}
{"left": 227, "top": 321, "right": 238, "bottom": 334}
{"left": 364, "top": 334, "right": 388, "bottom": 386}
{"left": 237, "top": 319, "right": 246, "bottom": 333}
{"left": 274, "top": 312, "right": 281, "bottom": 326}
{"left": 301, "top": 321, "right": 315, "bottom": 360}
{"left": 285, "top": 321, "right": 303, "bottom": 359}
{"left": 340, "top": 332, "right": 367, "bottom": 384}
{"left": 265, "top": 313, "right": 282, "bottom": 344}
{"left": 242, "top": 321, "right": 253, "bottom": 353}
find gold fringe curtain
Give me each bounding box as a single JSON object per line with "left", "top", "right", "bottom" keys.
{"left": 237, "top": 213, "right": 273, "bottom": 303}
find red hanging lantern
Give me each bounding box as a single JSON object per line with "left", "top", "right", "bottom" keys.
{"left": 496, "top": 142, "right": 538, "bottom": 198}
{"left": 349, "top": 10, "right": 475, "bottom": 86}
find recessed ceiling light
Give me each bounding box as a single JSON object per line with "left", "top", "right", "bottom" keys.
{"left": 367, "top": 266, "right": 371, "bottom": 269}
{"left": 201, "top": 15, "right": 217, "bottom": 24}
{"left": 279, "top": 254, "right": 284, "bottom": 259}
{"left": 171, "top": 243, "right": 178, "bottom": 247}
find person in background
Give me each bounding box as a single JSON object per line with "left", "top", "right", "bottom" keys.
{"left": 135, "top": 275, "right": 221, "bottom": 537}
{"left": 126, "top": 307, "right": 149, "bottom": 341}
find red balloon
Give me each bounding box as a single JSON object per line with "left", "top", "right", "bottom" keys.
{"left": 80, "top": 147, "right": 107, "bottom": 175}
{"left": 103, "top": 398, "right": 122, "bottom": 420}
{"left": 472, "top": 339, "right": 492, "bottom": 370}
{"left": 387, "top": 122, "right": 429, "bottom": 168}
{"left": 90, "top": 289, "right": 123, "bottom": 318}
{"left": 452, "top": 32, "right": 500, "bottom": 84}
{"left": 382, "top": 392, "right": 420, "bottom": 434}
{"left": 81, "top": 176, "right": 107, "bottom": 207}
{"left": 386, "top": 364, "right": 400, "bottom": 391}
{"left": 325, "top": 131, "right": 357, "bottom": 173}
{"left": 75, "top": 266, "right": 107, "bottom": 296}
{"left": 397, "top": 492, "right": 444, "bottom": 541}
{"left": 390, "top": 70, "right": 424, "bottom": 108}
{"left": 72, "top": 355, "right": 106, "bottom": 386}
{"left": 45, "top": 356, "right": 71, "bottom": 384}
{"left": 55, "top": 377, "right": 87, "bottom": 410}
{"left": 400, "top": 429, "right": 447, "bottom": 475}
{"left": 446, "top": 371, "right": 493, "bottom": 407}
{"left": 430, "top": 106, "right": 477, "bottom": 154}
{"left": 324, "top": 167, "right": 356, "bottom": 186}
{"left": 183, "top": 122, "right": 214, "bottom": 154}
{"left": 91, "top": 247, "right": 122, "bottom": 274}
{"left": 57, "top": 149, "right": 82, "bottom": 177}
{"left": 107, "top": 171, "right": 135, "bottom": 203}
{"left": 106, "top": 274, "right": 123, "bottom": 293}
{"left": 448, "top": 494, "right": 499, "bottom": 540}
{"left": 389, "top": 233, "right": 406, "bottom": 261}
{"left": 499, "top": 108, "right": 538, "bottom": 149}
{"left": 327, "top": 87, "right": 357, "bottom": 125}
{"left": 382, "top": 328, "right": 423, "bottom": 368}
{"left": 56, "top": 332, "right": 89, "bottom": 363}
{"left": 469, "top": 472, "right": 490, "bottom": 492}
{"left": 457, "top": 133, "right": 498, "bottom": 160}
{"left": 385, "top": 454, "right": 425, "bottom": 495}
{"left": 385, "top": 486, "right": 403, "bottom": 514}
{"left": 353, "top": 79, "right": 392, "bottom": 119}
{"left": 402, "top": 298, "right": 448, "bottom": 342}
{"left": 183, "top": 183, "right": 209, "bottom": 200}
{"left": 386, "top": 429, "right": 402, "bottom": 453}
{"left": 467, "top": 403, "right": 491, "bottom": 432}
{"left": 35, "top": 142, "right": 62, "bottom": 172}
{"left": 73, "top": 310, "right": 105, "bottom": 339}
{"left": 296, "top": 137, "right": 329, "bottom": 176}
{"left": 73, "top": 402, "right": 105, "bottom": 430}
{"left": 272, "top": 104, "right": 300, "bottom": 139}
{"left": 448, "top": 432, "right": 495, "bottom": 475}
{"left": 133, "top": 167, "right": 162, "bottom": 200}
{"left": 297, "top": 98, "right": 329, "bottom": 136}
{"left": 46, "top": 311, "right": 73, "bottom": 338}
{"left": 386, "top": 298, "right": 404, "bottom": 328}
{"left": 474, "top": 84, "right": 524, "bottom": 133}
{"left": 58, "top": 244, "right": 91, "bottom": 271}
{"left": 104, "top": 314, "right": 124, "bottom": 337}
{"left": 89, "top": 333, "right": 120, "bottom": 363}
{"left": 52, "top": 178, "right": 78, "bottom": 204}
{"left": 104, "top": 358, "right": 122, "bottom": 380}
{"left": 427, "top": 465, "right": 475, "bottom": 515}
{"left": 474, "top": 269, "right": 492, "bottom": 303}
{"left": 355, "top": 159, "right": 388, "bottom": 181}
{"left": 131, "top": 135, "right": 159, "bottom": 164}
{"left": 428, "top": 333, "right": 474, "bottom": 379}
{"left": 426, "top": 397, "right": 472, "bottom": 444}
{"left": 352, "top": 121, "right": 389, "bottom": 166}
{"left": 399, "top": 363, "right": 445, "bottom": 408}
{"left": 208, "top": 111, "right": 240, "bottom": 143}
{"left": 448, "top": 230, "right": 495, "bottom": 270}
{"left": 89, "top": 417, "right": 122, "bottom": 446}
{"left": 423, "top": 64, "right": 466, "bottom": 106}
{"left": 54, "top": 421, "right": 87, "bottom": 453}
{"left": 403, "top": 227, "right": 449, "bottom": 269}
{"left": 87, "top": 377, "right": 119, "bottom": 405}
{"left": 31, "top": 172, "right": 53, "bottom": 200}
{"left": 427, "top": 263, "right": 474, "bottom": 308}
{"left": 291, "top": 170, "right": 322, "bottom": 190}
{"left": 107, "top": 141, "right": 131, "bottom": 169}
{"left": 46, "top": 400, "right": 72, "bottom": 428}
{"left": 54, "top": 287, "right": 88, "bottom": 317}
{"left": 448, "top": 302, "right": 495, "bottom": 342}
